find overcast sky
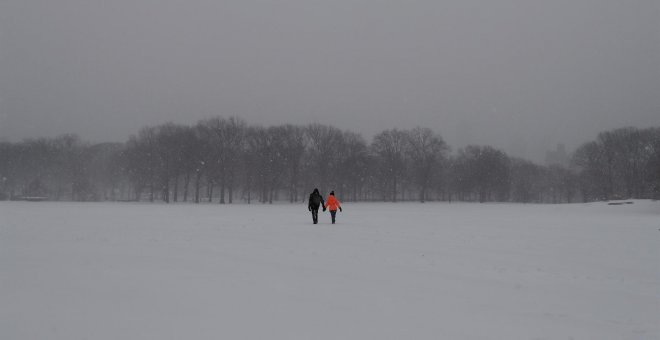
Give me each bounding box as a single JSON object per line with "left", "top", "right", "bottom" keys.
{"left": 1, "top": 0, "right": 658, "bottom": 161}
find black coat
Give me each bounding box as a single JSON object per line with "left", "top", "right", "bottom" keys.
{"left": 308, "top": 189, "right": 325, "bottom": 210}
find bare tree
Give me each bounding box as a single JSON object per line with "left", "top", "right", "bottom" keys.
{"left": 304, "top": 124, "right": 344, "bottom": 194}
{"left": 647, "top": 128, "right": 660, "bottom": 199}
{"left": 194, "top": 121, "right": 219, "bottom": 203}
{"left": 87, "top": 142, "right": 125, "bottom": 201}
{"left": 241, "top": 126, "right": 261, "bottom": 204}
{"left": 452, "top": 146, "right": 510, "bottom": 202}
{"left": 244, "top": 125, "right": 286, "bottom": 203}
{"left": 5, "top": 119, "right": 658, "bottom": 205}
{"left": 199, "top": 117, "right": 247, "bottom": 203}
{"left": 571, "top": 141, "right": 606, "bottom": 202}
{"left": 223, "top": 117, "right": 247, "bottom": 204}
{"left": 123, "top": 127, "right": 160, "bottom": 201}
{"left": 279, "top": 124, "right": 307, "bottom": 203}
{"left": 405, "top": 127, "right": 448, "bottom": 202}
{"left": 171, "top": 125, "right": 199, "bottom": 202}
{"left": 338, "top": 131, "right": 371, "bottom": 201}
{"left": 0, "top": 142, "right": 15, "bottom": 200}
{"left": 510, "top": 158, "right": 542, "bottom": 203}
{"left": 371, "top": 129, "right": 408, "bottom": 202}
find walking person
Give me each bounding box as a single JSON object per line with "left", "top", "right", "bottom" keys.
{"left": 325, "top": 191, "right": 342, "bottom": 224}
{"left": 308, "top": 188, "right": 325, "bottom": 224}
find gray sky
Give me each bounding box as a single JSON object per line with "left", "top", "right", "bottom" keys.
{"left": 1, "top": 0, "right": 659, "bottom": 161}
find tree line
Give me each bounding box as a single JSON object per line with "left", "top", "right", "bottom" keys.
{"left": 1, "top": 119, "right": 658, "bottom": 204}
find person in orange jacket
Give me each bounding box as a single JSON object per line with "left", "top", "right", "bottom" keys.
{"left": 325, "top": 191, "right": 342, "bottom": 224}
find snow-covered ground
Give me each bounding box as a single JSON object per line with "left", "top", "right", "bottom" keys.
{"left": 1, "top": 200, "right": 658, "bottom": 339}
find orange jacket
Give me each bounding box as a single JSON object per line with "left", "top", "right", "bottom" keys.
{"left": 325, "top": 195, "right": 341, "bottom": 211}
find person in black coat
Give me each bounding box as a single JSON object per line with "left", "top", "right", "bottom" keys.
{"left": 308, "top": 188, "right": 326, "bottom": 224}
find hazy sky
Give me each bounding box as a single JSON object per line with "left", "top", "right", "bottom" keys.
{"left": 1, "top": 0, "right": 658, "bottom": 161}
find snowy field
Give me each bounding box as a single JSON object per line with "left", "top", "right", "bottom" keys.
{"left": 1, "top": 200, "right": 658, "bottom": 339}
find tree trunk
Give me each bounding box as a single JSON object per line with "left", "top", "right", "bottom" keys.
{"left": 163, "top": 179, "right": 170, "bottom": 203}
{"left": 194, "top": 172, "right": 202, "bottom": 203}
{"left": 183, "top": 172, "right": 191, "bottom": 202}
{"left": 219, "top": 170, "right": 226, "bottom": 204}
{"left": 173, "top": 175, "right": 179, "bottom": 202}
{"left": 207, "top": 179, "right": 214, "bottom": 203}
{"left": 228, "top": 170, "right": 234, "bottom": 204}
{"left": 392, "top": 177, "right": 397, "bottom": 202}
{"left": 260, "top": 186, "right": 265, "bottom": 203}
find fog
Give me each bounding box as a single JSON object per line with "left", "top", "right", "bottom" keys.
{"left": 1, "top": 0, "right": 658, "bottom": 161}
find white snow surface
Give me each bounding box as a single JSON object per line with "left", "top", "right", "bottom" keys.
{"left": 1, "top": 200, "right": 659, "bottom": 339}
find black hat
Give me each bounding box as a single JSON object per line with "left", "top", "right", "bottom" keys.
{"left": 330, "top": 191, "right": 335, "bottom": 195}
